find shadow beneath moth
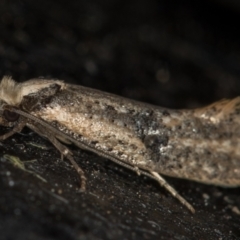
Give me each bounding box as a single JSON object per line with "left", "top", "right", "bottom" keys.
{"left": 1, "top": 76, "right": 240, "bottom": 213}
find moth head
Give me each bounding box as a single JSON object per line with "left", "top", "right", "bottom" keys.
{"left": 0, "top": 76, "right": 23, "bottom": 106}
{"left": 0, "top": 100, "right": 19, "bottom": 127}
{"left": 0, "top": 76, "right": 21, "bottom": 127}
{"left": 0, "top": 75, "right": 65, "bottom": 127}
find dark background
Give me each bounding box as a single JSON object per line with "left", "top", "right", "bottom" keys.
{"left": 0, "top": 0, "right": 240, "bottom": 239}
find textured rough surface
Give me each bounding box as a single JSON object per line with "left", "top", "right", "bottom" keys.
{"left": 0, "top": 0, "right": 240, "bottom": 239}
{"left": 1, "top": 79, "right": 240, "bottom": 188}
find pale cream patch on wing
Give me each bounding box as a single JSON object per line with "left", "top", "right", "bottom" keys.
{"left": 169, "top": 137, "right": 239, "bottom": 156}
{"left": 33, "top": 104, "right": 148, "bottom": 165}
{"left": 194, "top": 97, "right": 240, "bottom": 124}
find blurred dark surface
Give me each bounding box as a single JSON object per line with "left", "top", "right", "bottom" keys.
{"left": 0, "top": 0, "right": 240, "bottom": 239}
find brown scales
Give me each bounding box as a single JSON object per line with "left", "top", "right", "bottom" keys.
{"left": 0, "top": 76, "right": 240, "bottom": 213}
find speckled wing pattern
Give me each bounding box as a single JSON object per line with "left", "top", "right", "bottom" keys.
{"left": 0, "top": 77, "right": 240, "bottom": 213}
{"left": 30, "top": 83, "right": 240, "bottom": 188}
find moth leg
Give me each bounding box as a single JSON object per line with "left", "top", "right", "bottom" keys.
{"left": 57, "top": 146, "right": 86, "bottom": 191}
{"left": 27, "top": 123, "right": 87, "bottom": 190}
{"left": 134, "top": 166, "right": 141, "bottom": 175}
{"left": 0, "top": 119, "right": 26, "bottom": 141}
{"left": 150, "top": 171, "right": 195, "bottom": 213}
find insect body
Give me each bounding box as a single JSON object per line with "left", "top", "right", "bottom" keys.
{"left": 0, "top": 76, "right": 240, "bottom": 213}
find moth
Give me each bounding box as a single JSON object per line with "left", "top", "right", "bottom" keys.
{"left": 0, "top": 76, "right": 240, "bottom": 213}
